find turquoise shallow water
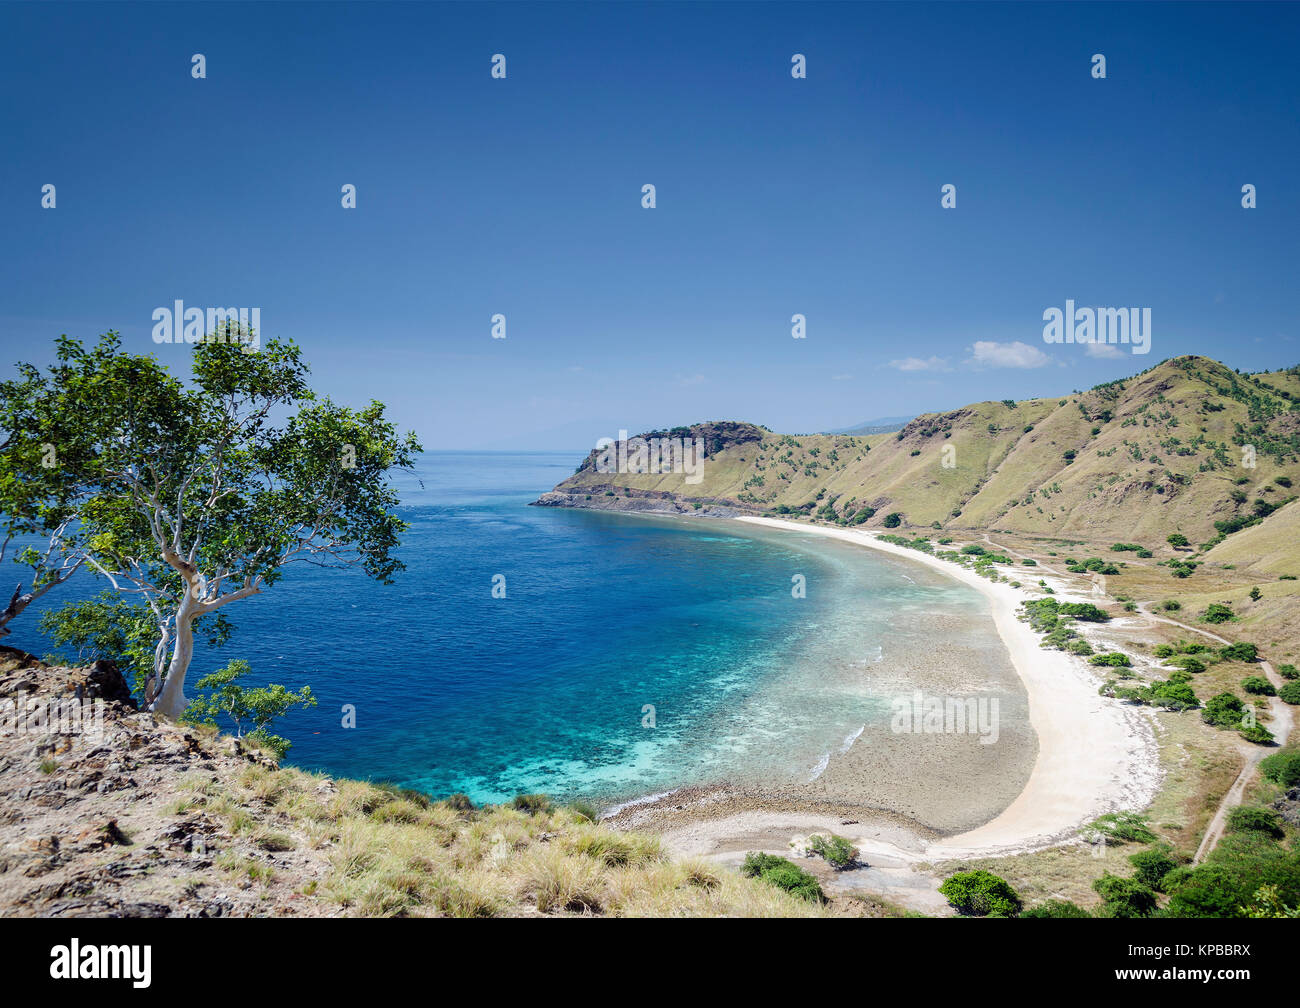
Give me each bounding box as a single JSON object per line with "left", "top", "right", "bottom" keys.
{"left": 21, "top": 451, "right": 1018, "bottom": 809}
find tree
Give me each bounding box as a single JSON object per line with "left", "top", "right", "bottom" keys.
{"left": 938, "top": 870, "right": 1022, "bottom": 917}
{"left": 38, "top": 590, "right": 231, "bottom": 698}
{"left": 0, "top": 364, "right": 88, "bottom": 637}
{"left": 22, "top": 330, "right": 420, "bottom": 717}
{"left": 1166, "top": 533, "right": 1189, "bottom": 549}
{"left": 183, "top": 659, "right": 316, "bottom": 759}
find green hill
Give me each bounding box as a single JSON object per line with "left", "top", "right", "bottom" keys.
{"left": 538, "top": 356, "right": 1300, "bottom": 549}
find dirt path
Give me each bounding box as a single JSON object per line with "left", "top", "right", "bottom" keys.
{"left": 1135, "top": 605, "right": 1293, "bottom": 863}
{"left": 978, "top": 534, "right": 1294, "bottom": 864}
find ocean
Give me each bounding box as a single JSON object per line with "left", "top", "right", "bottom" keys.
{"left": 20, "top": 451, "right": 1030, "bottom": 817}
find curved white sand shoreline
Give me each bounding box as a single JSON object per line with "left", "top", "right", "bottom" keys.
{"left": 732, "top": 517, "right": 1161, "bottom": 860}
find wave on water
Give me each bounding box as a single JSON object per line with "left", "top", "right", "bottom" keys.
{"left": 807, "top": 752, "right": 831, "bottom": 782}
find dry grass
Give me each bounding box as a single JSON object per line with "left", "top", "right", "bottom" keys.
{"left": 197, "top": 766, "right": 828, "bottom": 917}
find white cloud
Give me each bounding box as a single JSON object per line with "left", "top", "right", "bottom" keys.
{"left": 831, "top": 373, "right": 854, "bottom": 381}
{"left": 1084, "top": 340, "right": 1129, "bottom": 360}
{"left": 967, "top": 340, "right": 1049, "bottom": 369}
{"left": 889, "top": 355, "right": 952, "bottom": 372}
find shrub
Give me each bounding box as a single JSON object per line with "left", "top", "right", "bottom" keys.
{"left": 1201, "top": 692, "right": 1245, "bottom": 729}
{"left": 938, "top": 870, "right": 1022, "bottom": 917}
{"left": 1093, "top": 873, "right": 1157, "bottom": 918}
{"left": 1241, "top": 676, "right": 1276, "bottom": 697}
{"left": 1226, "top": 807, "right": 1284, "bottom": 839}
{"left": 1085, "top": 811, "right": 1156, "bottom": 844}
{"left": 1218, "top": 642, "right": 1259, "bottom": 662}
{"left": 1240, "top": 721, "right": 1276, "bottom": 745}
{"left": 1202, "top": 603, "right": 1236, "bottom": 624}
{"left": 1163, "top": 833, "right": 1300, "bottom": 918}
{"left": 1278, "top": 664, "right": 1298, "bottom": 680}
{"left": 740, "top": 852, "right": 824, "bottom": 903}
{"left": 1129, "top": 848, "right": 1179, "bottom": 892}
{"left": 1020, "top": 899, "right": 1090, "bottom": 918}
{"left": 1169, "top": 656, "right": 1206, "bottom": 674}
{"left": 1161, "top": 599, "right": 1181, "bottom": 612}
{"left": 566, "top": 800, "right": 601, "bottom": 823}
{"left": 809, "top": 833, "right": 859, "bottom": 870}
{"left": 512, "top": 793, "right": 554, "bottom": 815}
{"left": 1021, "top": 558, "right": 1037, "bottom": 566}
{"left": 1167, "top": 533, "right": 1189, "bottom": 548}
{"left": 1259, "top": 751, "right": 1300, "bottom": 788}
{"left": 1089, "top": 652, "right": 1132, "bottom": 668}
{"left": 443, "top": 793, "right": 475, "bottom": 812}
{"left": 882, "top": 512, "right": 902, "bottom": 528}
{"left": 1279, "top": 682, "right": 1300, "bottom": 705}
{"left": 1147, "top": 679, "right": 1200, "bottom": 710}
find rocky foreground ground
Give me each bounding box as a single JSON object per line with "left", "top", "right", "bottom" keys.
{"left": 0, "top": 646, "right": 334, "bottom": 917}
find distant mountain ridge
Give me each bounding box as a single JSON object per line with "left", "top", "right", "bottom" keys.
{"left": 536, "top": 356, "right": 1300, "bottom": 549}
{"left": 826, "top": 416, "right": 915, "bottom": 436}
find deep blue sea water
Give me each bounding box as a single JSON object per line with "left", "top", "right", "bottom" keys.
{"left": 20, "top": 452, "right": 1005, "bottom": 809}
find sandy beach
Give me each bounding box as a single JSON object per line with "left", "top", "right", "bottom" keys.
{"left": 613, "top": 516, "right": 1161, "bottom": 869}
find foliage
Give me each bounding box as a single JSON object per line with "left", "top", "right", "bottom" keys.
{"left": 183, "top": 659, "right": 316, "bottom": 760}
{"left": 1226, "top": 806, "right": 1284, "bottom": 839}
{"left": 1217, "top": 642, "right": 1259, "bottom": 662}
{"left": 14, "top": 331, "right": 421, "bottom": 717}
{"left": 1163, "top": 832, "right": 1300, "bottom": 918}
{"left": 1201, "top": 692, "right": 1247, "bottom": 729}
{"left": 1019, "top": 899, "right": 1090, "bottom": 918}
{"left": 1129, "top": 847, "right": 1179, "bottom": 892}
{"left": 808, "top": 833, "right": 859, "bottom": 870}
{"left": 1093, "top": 873, "right": 1157, "bottom": 918}
{"left": 740, "top": 853, "right": 825, "bottom": 903}
{"left": 1201, "top": 603, "right": 1236, "bottom": 624}
{"left": 938, "top": 870, "right": 1022, "bottom": 917}
{"left": 1259, "top": 750, "right": 1300, "bottom": 788}
{"left": 39, "top": 590, "right": 231, "bottom": 699}
{"left": 1084, "top": 811, "right": 1156, "bottom": 845}
{"left": 1241, "top": 676, "right": 1275, "bottom": 697}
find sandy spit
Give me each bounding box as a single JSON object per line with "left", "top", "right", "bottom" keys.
{"left": 655, "top": 517, "right": 1163, "bottom": 864}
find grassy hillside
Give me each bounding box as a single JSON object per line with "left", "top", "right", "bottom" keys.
{"left": 0, "top": 647, "right": 828, "bottom": 918}
{"left": 544, "top": 356, "right": 1300, "bottom": 551}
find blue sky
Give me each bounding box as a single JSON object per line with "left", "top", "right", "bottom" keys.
{"left": 2, "top": 1, "right": 1298, "bottom": 449}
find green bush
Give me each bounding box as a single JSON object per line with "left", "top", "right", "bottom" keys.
{"left": 1085, "top": 811, "right": 1156, "bottom": 844}
{"left": 809, "top": 833, "right": 859, "bottom": 870}
{"left": 1259, "top": 750, "right": 1300, "bottom": 788}
{"left": 1169, "top": 656, "right": 1206, "bottom": 674}
{"left": 1161, "top": 599, "right": 1182, "bottom": 611}
{"left": 1202, "top": 603, "right": 1236, "bottom": 624}
{"left": 1219, "top": 642, "right": 1259, "bottom": 662}
{"left": 1093, "top": 873, "right": 1157, "bottom": 918}
{"left": 1279, "top": 682, "right": 1300, "bottom": 705}
{"left": 1089, "top": 652, "right": 1132, "bottom": 668}
{"left": 1227, "top": 806, "right": 1284, "bottom": 839}
{"left": 1163, "top": 832, "right": 1300, "bottom": 918}
{"left": 1129, "top": 847, "right": 1179, "bottom": 892}
{"left": 882, "top": 512, "right": 903, "bottom": 528}
{"left": 938, "top": 870, "right": 1022, "bottom": 917}
{"left": 1240, "top": 721, "right": 1276, "bottom": 745}
{"left": 1278, "top": 664, "right": 1299, "bottom": 680}
{"left": 740, "top": 852, "right": 825, "bottom": 903}
{"left": 1201, "top": 692, "right": 1246, "bottom": 729}
{"left": 1241, "top": 676, "right": 1276, "bottom": 697}
{"left": 1020, "top": 899, "right": 1090, "bottom": 918}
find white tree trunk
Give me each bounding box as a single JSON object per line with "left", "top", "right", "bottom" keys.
{"left": 152, "top": 595, "right": 197, "bottom": 719}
